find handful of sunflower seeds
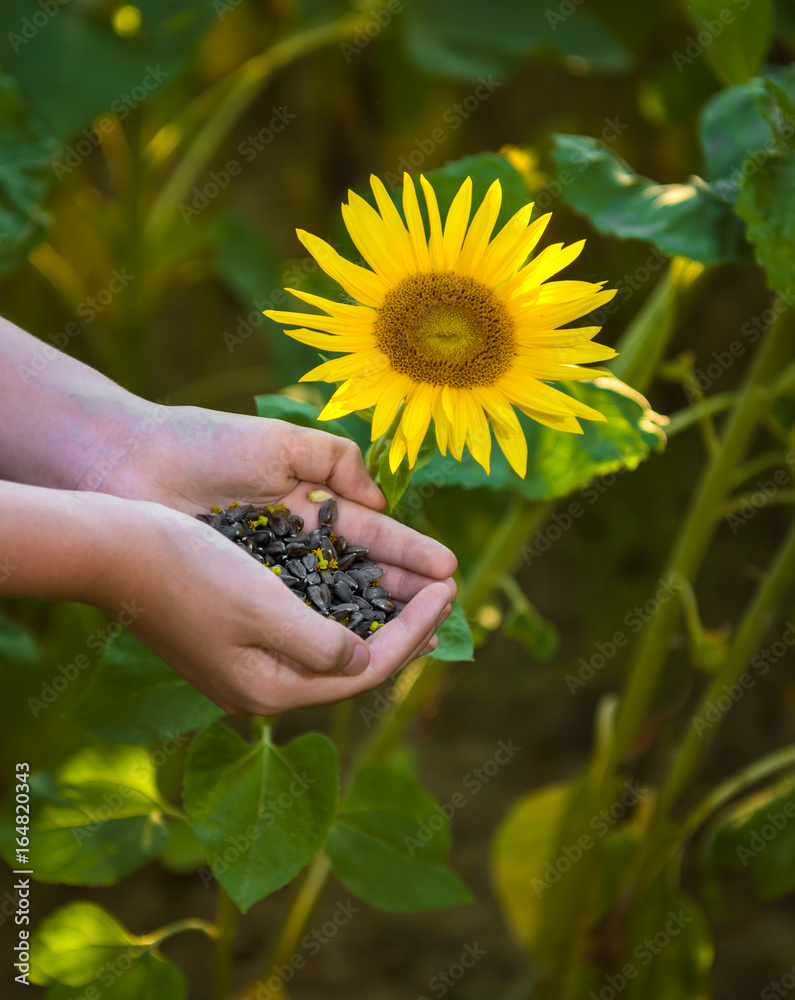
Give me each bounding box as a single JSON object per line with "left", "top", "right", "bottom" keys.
{"left": 197, "top": 496, "right": 398, "bottom": 639}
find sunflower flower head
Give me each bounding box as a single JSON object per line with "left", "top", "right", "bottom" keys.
{"left": 265, "top": 173, "right": 618, "bottom": 478}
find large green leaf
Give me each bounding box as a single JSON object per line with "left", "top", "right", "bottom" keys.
{"left": 701, "top": 773, "right": 795, "bottom": 899}
{"left": 684, "top": 0, "right": 774, "bottom": 86}
{"left": 327, "top": 764, "right": 471, "bottom": 912}
{"left": 551, "top": 133, "right": 752, "bottom": 265}
{"left": 183, "top": 723, "right": 338, "bottom": 912}
{"left": 0, "top": 743, "right": 169, "bottom": 885}
{"left": 31, "top": 902, "right": 186, "bottom": 999}
{"left": 426, "top": 601, "right": 474, "bottom": 662}
{"left": 0, "top": 1, "right": 216, "bottom": 140}
{"left": 0, "top": 610, "right": 37, "bottom": 664}
{"left": 402, "top": 0, "right": 630, "bottom": 80}
{"left": 67, "top": 632, "right": 223, "bottom": 745}
{"left": 407, "top": 379, "right": 665, "bottom": 504}
{"left": 0, "top": 73, "right": 60, "bottom": 273}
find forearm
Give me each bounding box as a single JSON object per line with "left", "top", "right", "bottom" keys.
{"left": 0, "top": 317, "right": 161, "bottom": 490}
{"left": 0, "top": 480, "right": 133, "bottom": 605}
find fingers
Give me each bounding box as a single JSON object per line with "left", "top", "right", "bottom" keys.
{"left": 285, "top": 489, "right": 457, "bottom": 582}
{"left": 289, "top": 427, "right": 385, "bottom": 511}
{"left": 376, "top": 563, "right": 456, "bottom": 604}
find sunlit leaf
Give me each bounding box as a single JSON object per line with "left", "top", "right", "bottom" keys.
{"left": 551, "top": 134, "right": 751, "bottom": 265}
{"left": 31, "top": 902, "right": 187, "bottom": 999}
{"left": 0, "top": 743, "right": 170, "bottom": 885}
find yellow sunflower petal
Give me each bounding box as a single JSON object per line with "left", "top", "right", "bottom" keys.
{"left": 282, "top": 327, "right": 375, "bottom": 351}
{"left": 282, "top": 287, "right": 377, "bottom": 321}
{"left": 389, "top": 426, "right": 408, "bottom": 473}
{"left": 420, "top": 175, "right": 446, "bottom": 272}
{"left": 402, "top": 173, "right": 431, "bottom": 271}
{"left": 342, "top": 192, "right": 408, "bottom": 285}
{"left": 296, "top": 230, "right": 387, "bottom": 307}
{"left": 510, "top": 239, "right": 586, "bottom": 293}
{"left": 400, "top": 382, "right": 437, "bottom": 465}
{"left": 474, "top": 388, "right": 527, "bottom": 477}
{"left": 514, "top": 325, "right": 604, "bottom": 347}
{"left": 455, "top": 179, "right": 502, "bottom": 275}
{"left": 519, "top": 289, "right": 617, "bottom": 329}
{"left": 517, "top": 406, "right": 584, "bottom": 434}
{"left": 499, "top": 371, "right": 607, "bottom": 421}
{"left": 443, "top": 176, "right": 473, "bottom": 267}
{"left": 369, "top": 175, "right": 416, "bottom": 272}
{"left": 478, "top": 203, "right": 537, "bottom": 285}
{"left": 267, "top": 309, "right": 373, "bottom": 334}
{"left": 299, "top": 350, "right": 389, "bottom": 383}
{"left": 371, "top": 372, "right": 413, "bottom": 439}
{"left": 433, "top": 390, "right": 451, "bottom": 455}
{"left": 462, "top": 392, "right": 491, "bottom": 474}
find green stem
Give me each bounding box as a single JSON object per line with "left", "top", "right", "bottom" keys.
{"left": 234, "top": 495, "right": 550, "bottom": 999}
{"left": 612, "top": 305, "right": 794, "bottom": 764}
{"left": 213, "top": 887, "right": 238, "bottom": 1000}
{"left": 657, "top": 510, "right": 795, "bottom": 825}
{"left": 665, "top": 391, "right": 738, "bottom": 438}
{"left": 140, "top": 917, "right": 218, "bottom": 946}
{"left": 145, "top": 8, "right": 381, "bottom": 239}
{"left": 610, "top": 257, "right": 707, "bottom": 395}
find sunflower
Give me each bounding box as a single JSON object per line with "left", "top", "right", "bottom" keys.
{"left": 265, "top": 173, "right": 617, "bottom": 477}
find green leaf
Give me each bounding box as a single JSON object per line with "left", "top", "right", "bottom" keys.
{"left": 31, "top": 902, "right": 187, "bottom": 999}
{"left": 0, "top": 1, "right": 217, "bottom": 140}
{"left": 701, "top": 773, "right": 795, "bottom": 899}
{"left": 406, "top": 379, "right": 665, "bottom": 505}
{"left": 685, "top": 0, "right": 774, "bottom": 86}
{"left": 158, "top": 820, "right": 208, "bottom": 874}
{"left": 0, "top": 742, "right": 170, "bottom": 886}
{"left": 67, "top": 632, "right": 223, "bottom": 745}
{"left": 0, "top": 611, "right": 37, "bottom": 664}
{"left": 0, "top": 73, "right": 60, "bottom": 273}
{"left": 254, "top": 393, "right": 370, "bottom": 453}
{"left": 491, "top": 782, "right": 573, "bottom": 954}
{"left": 551, "top": 134, "right": 751, "bottom": 265}
{"left": 427, "top": 601, "right": 474, "bottom": 662}
{"left": 736, "top": 146, "right": 795, "bottom": 295}
{"left": 183, "top": 723, "right": 338, "bottom": 911}
{"left": 402, "top": 0, "right": 630, "bottom": 80}
{"left": 327, "top": 764, "right": 471, "bottom": 912}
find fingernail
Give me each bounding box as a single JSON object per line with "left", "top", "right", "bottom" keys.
{"left": 343, "top": 643, "right": 370, "bottom": 676}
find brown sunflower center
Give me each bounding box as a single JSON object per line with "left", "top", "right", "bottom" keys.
{"left": 373, "top": 272, "right": 515, "bottom": 388}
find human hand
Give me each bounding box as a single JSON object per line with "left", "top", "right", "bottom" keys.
{"left": 95, "top": 492, "right": 455, "bottom": 715}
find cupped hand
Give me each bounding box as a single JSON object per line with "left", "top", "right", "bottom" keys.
{"left": 92, "top": 406, "right": 457, "bottom": 713}
{"left": 99, "top": 494, "right": 454, "bottom": 715}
